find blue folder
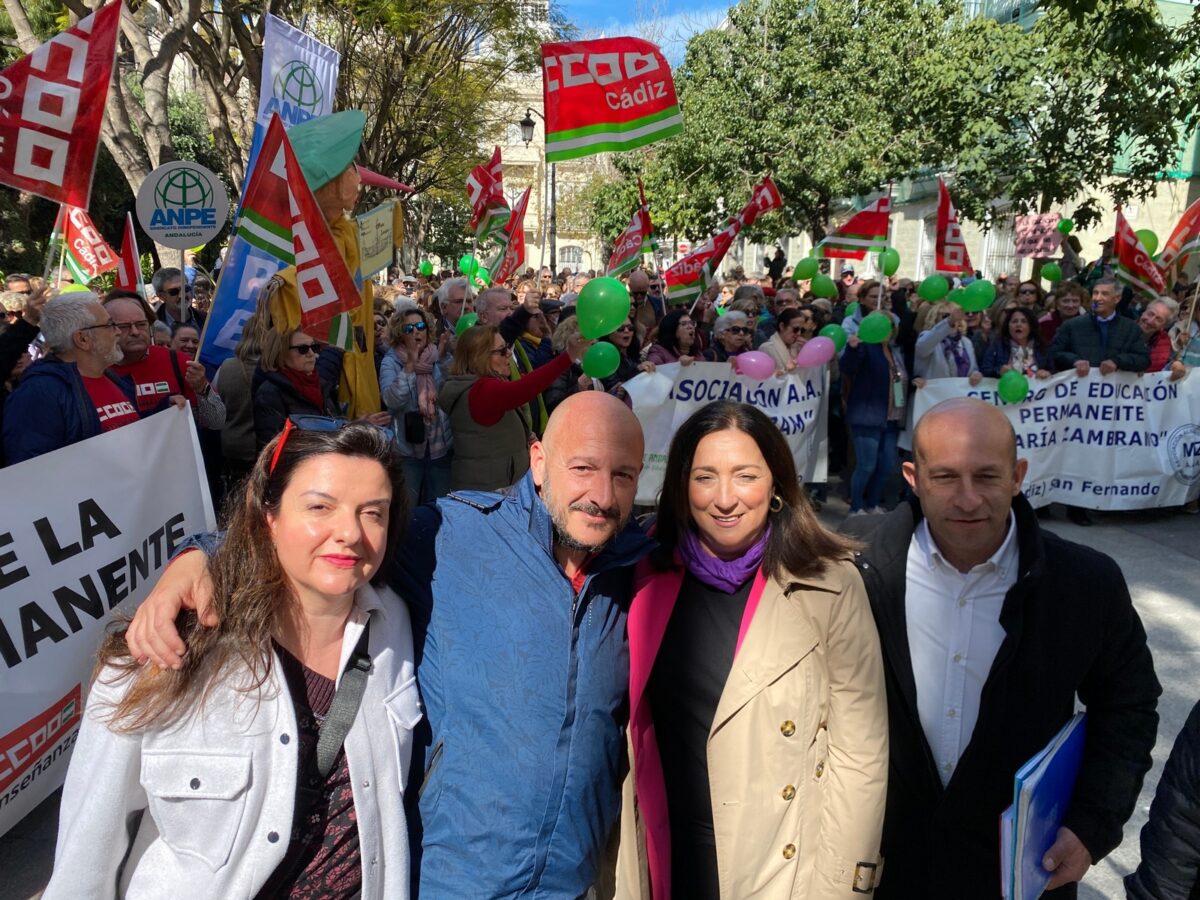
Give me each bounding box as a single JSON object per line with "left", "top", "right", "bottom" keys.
{"left": 1000, "top": 711, "right": 1087, "bottom": 900}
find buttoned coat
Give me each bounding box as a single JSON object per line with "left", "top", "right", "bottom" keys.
{"left": 613, "top": 556, "right": 888, "bottom": 900}
{"left": 44, "top": 585, "right": 419, "bottom": 900}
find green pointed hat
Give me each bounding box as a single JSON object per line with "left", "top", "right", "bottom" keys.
{"left": 287, "top": 109, "right": 366, "bottom": 192}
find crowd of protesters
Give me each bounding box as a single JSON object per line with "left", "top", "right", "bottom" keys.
{"left": 2, "top": 246, "right": 1198, "bottom": 523}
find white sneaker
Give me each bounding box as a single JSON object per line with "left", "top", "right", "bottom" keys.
{"left": 868, "top": 506, "right": 887, "bottom": 515}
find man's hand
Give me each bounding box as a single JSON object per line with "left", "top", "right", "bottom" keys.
{"left": 168, "top": 395, "right": 188, "bottom": 409}
{"left": 1074, "top": 360, "right": 1090, "bottom": 377}
{"left": 968, "top": 371, "right": 983, "bottom": 386}
{"left": 361, "top": 411, "right": 392, "bottom": 428}
{"left": 847, "top": 335, "right": 861, "bottom": 350}
{"left": 23, "top": 289, "right": 49, "bottom": 326}
{"left": 1042, "top": 827, "right": 1092, "bottom": 890}
{"left": 126, "top": 549, "right": 216, "bottom": 669}
{"left": 1099, "top": 359, "right": 1118, "bottom": 375}
{"left": 183, "top": 361, "right": 208, "bottom": 394}
{"left": 1170, "top": 360, "right": 1188, "bottom": 382}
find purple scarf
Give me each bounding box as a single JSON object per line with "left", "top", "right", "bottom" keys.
{"left": 677, "top": 525, "right": 770, "bottom": 593}
{"left": 942, "top": 333, "right": 972, "bottom": 377}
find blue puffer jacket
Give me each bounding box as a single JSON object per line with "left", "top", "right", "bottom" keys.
{"left": 2, "top": 355, "right": 140, "bottom": 465}
{"left": 392, "top": 472, "right": 653, "bottom": 899}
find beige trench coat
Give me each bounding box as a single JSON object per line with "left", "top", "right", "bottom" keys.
{"left": 613, "top": 557, "right": 888, "bottom": 900}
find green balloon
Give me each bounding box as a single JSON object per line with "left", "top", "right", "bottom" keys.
{"left": 997, "top": 370, "right": 1030, "bottom": 404}
{"left": 918, "top": 275, "right": 950, "bottom": 302}
{"left": 1057, "top": 218, "right": 1074, "bottom": 235}
{"left": 858, "top": 311, "right": 893, "bottom": 344}
{"left": 576, "top": 276, "right": 632, "bottom": 339}
{"left": 1041, "top": 262, "right": 1062, "bottom": 283}
{"left": 811, "top": 274, "right": 838, "bottom": 298}
{"left": 878, "top": 247, "right": 901, "bottom": 277}
{"left": 959, "top": 280, "right": 996, "bottom": 312}
{"left": 818, "top": 323, "right": 847, "bottom": 352}
{"left": 844, "top": 301, "right": 860, "bottom": 319}
{"left": 794, "top": 257, "right": 819, "bottom": 280}
{"left": 475, "top": 266, "right": 491, "bottom": 286}
{"left": 454, "top": 312, "right": 479, "bottom": 336}
{"left": 948, "top": 287, "right": 967, "bottom": 306}
{"left": 1135, "top": 229, "right": 1159, "bottom": 257}
{"left": 458, "top": 253, "right": 478, "bottom": 276}
{"left": 419, "top": 260, "right": 434, "bottom": 277}
{"left": 582, "top": 341, "right": 620, "bottom": 379}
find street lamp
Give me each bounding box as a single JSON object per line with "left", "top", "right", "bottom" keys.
{"left": 520, "top": 106, "right": 556, "bottom": 276}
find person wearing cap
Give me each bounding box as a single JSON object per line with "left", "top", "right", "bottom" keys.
{"left": 266, "top": 110, "right": 381, "bottom": 420}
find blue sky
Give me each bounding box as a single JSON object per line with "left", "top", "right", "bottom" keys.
{"left": 556, "top": 0, "right": 730, "bottom": 62}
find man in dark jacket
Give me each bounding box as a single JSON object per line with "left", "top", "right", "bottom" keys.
{"left": 1126, "top": 699, "right": 1200, "bottom": 899}
{"left": 842, "top": 397, "right": 1160, "bottom": 899}
{"left": 3, "top": 293, "right": 173, "bottom": 465}
{"left": 1051, "top": 278, "right": 1150, "bottom": 375}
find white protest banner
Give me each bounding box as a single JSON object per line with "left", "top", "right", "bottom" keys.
{"left": 913, "top": 370, "right": 1200, "bottom": 510}
{"left": 0, "top": 409, "right": 214, "bottom": 837}
{"left": 626, "top": 362, "right": 828, "bottom": 505}
{"left": 356, "top": 201, "right": 395, "bottom": 278}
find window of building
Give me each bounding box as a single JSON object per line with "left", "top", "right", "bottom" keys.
{"left": 559, "top": 245, "right": 584, "bottom": 266}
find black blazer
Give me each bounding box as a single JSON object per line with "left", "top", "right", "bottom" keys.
{"left": 842, "top": 495, "right": 1160, "bottom": 899}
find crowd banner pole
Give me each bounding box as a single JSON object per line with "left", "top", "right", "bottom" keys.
{"left": 179, "top": 248, "right": 189, "bottom": 325}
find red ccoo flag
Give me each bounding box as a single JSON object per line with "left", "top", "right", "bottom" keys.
{"left": 1114, "top": 209, "right": 1166, "bottom": 297}
{"left": 815, "top": 190, "right": 892, "bottom": 260}
{"left": 935, "top": 178, "right": 972, "bottom": 273}
{"left": 491, "top": 187, "right": 531, "bottom": 284}
{"left": 114, "top": 212, "right": 144, "bottom": 294}
{"left": 465, "top": 146, "right": 510, "bottom": 242}
{"left": 0, "top": 1, "right": 121, "bottom": 207}
{"left": 1157, "top": 197, "right": 1200, "bottom": 275}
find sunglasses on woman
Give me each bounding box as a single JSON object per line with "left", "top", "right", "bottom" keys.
{"left": 269, "top": 414, "right": 395, "bottom": 474}
{"left": 402, "top": 321, "right": 428, "bottom": 334}
{"left": 728, "top": 326, "right": 752, "bottom": 336}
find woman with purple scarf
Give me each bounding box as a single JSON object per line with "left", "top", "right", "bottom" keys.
{"left": 913, "top": 302, "right": 984, "bottom": 384}
{"left": 614, "top": 401, "right": 887, "bottom": 900}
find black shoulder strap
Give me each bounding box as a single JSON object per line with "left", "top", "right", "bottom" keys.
{"left": 315, "top": 620, "right": 371, "bottom": 778}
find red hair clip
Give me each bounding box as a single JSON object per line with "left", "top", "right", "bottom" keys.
{"left": 268, "top": 418, "right": 296, "bottom": 474}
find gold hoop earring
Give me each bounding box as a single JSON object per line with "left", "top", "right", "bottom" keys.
{"left": 769, "top": 493, "right": 784, "bottom": 513}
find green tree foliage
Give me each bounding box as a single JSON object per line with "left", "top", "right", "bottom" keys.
{"left": 916, "top": 0, "right": 1191, "bottom": 227}
{"left": 590, "top": 0, "right": 1195, "bottom": 244}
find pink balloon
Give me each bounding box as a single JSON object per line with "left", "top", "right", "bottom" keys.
{"left": 794, "top": 336, "right": 836, "bottom": 368}
{"left": 733, "top": 350, "right": 776, "bottom": 380}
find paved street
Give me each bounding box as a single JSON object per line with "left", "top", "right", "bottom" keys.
{"left": 1, "top": 503, "right": 1197, "bottom": 900}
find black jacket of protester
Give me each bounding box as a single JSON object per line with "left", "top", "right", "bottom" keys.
{"left": 1050, "top": 312, "right": 1150, "bottom": 371}
{"left": 842, "top": 495, "right": 1160, "bottom": 900}
{"left": 251, "top": 347, "right": 343, "bottom": 450}
{"left": 1126, "top": 698, "right": 1200, "bottom": 900}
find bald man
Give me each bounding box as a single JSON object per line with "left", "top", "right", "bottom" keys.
{"left": 842, "top": 398, "right": 1159, "bottom": 899}
{"left": 127, "top": 392, "right": 652, "bottom": 898}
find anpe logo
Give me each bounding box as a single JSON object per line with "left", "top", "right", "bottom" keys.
{"left": 0, "top": 686, "right": 81, "bottom": 792}
{"left": 137, "top": 161, "right": 229, "bottom": 248}
{"left": 273, "top": 60, "right": 323, "bottom": 113}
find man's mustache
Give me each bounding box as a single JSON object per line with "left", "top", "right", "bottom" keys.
{"left": 570, "top": 501, "right": 620, "bottom": 521}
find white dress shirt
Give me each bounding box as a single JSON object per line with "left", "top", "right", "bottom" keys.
{"left": 905, "top": 513, "right": 1018, "bottom": 786}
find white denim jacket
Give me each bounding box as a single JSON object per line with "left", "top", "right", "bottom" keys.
{"left": 44, "top": 583, "right": 419, "bottom": 900}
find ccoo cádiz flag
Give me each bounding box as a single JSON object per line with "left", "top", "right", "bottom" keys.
{"left": 541, "top": 37, "right": 682, "bottom": 163}
{"left": 0, "top": 0, "right": 121, "bottom": 207}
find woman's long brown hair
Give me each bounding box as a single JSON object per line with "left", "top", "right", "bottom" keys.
{"left": 95, "top": 423, "right": 407, "bottom": 732}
